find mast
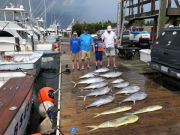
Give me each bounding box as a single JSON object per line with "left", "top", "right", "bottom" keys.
{"left": 44, "top": 0, "right": 47, "bottom": 28}
{"left": 28, "top": 0, "right": 32, "bottom": 18}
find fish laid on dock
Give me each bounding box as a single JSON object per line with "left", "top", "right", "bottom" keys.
{"left": 85, "top": 95, "right": 115, "bottom": 108}
{"left": 80, "top": 72, "right": 96, "bottom": 79}
{"left": 116, "top": 86, "right": 140, "bottom": 95}
{"left": 119, "top": 91, "right": 147, "bottom": 105}
{"left": 72, "top": 77, "right": 105, "bottom": 87}
{"left": 81, "top": 82, "right": 108, "bottom": 90}
{"left": 94, "top": 68, "right": 110, "bottom": 73}
{"left": 131, "top": 105, "right": 163, "bottom": 115}
{"left": 113, "top": 82, "right": 130, "bottom": 89}
{"left": 111, "top": 78, "right": 124, "bottom": 84}
{"left": 78, "top": 87, "right": 112, "bottom": 101}
{"left": 94, "top": 105, "right": 132, "bottom": 118}
{"left": 99, "top": 72, "right": 122, "bottom": 78}
{"left": 87, "top": 114, "right": 139, "bottom": 132}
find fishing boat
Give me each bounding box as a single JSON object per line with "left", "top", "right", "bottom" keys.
{"left": 0, "top": 70, "right": 36, "bottom": 135}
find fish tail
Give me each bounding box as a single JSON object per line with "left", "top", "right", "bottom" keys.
{"left": 86, "top": 126, "right": 98, "bottom": 132}
{"left": 71, "top": 81, "right": 77, "bottom": 87}
{"left": 93, "top": 113, "right": 100, "bottom": 118}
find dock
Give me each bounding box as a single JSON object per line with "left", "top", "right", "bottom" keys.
{"left": 59, "top": 44, "right": 180, "bottom": 135}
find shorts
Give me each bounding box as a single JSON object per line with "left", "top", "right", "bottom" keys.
{"left": 95, "top": 51, "right": 103, "bottom": 61}
{"left": 105, "top": 48, "right": 115, "bottom": 56}
{"left": 81, "top": 51, "right": 90, "bottom": 59}
{"left": 71, "top": 53, "right": 79, "bottom": 61}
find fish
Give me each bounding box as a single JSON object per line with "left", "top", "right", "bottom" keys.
{"left": 131, "top": 105, "right": 163, "bottom": 115}
{"left": 72, "top": 77, "right": 105, "bottom": 87}
{"left": 80, "top": 72, "right": 96, "bottom": 79}
{"left": 86, "top": 114, "right": 139, "bottom": 132}
{"left": 111, "top": 78, "right": 124, "bottom": 84}
{"left": 113, "top": 82, "right": 130, "bottom": 89}
{"left": 100, "top": 72, "right": 122, "bottom": 78}
{"left": 78, "top": 87, "right": 112, "bottom": 101}
{"left": 115, "top": 86, "right": 140, "bottom": 95}
{"left": 94, "top": 68, "right": 110, "bottom": 73}
{"left": 81, "top": 82, "right": 108, "bottom": 90}
{"left": 94, "top": 105, "right": 132, "bottom": 118}
{"left": 85, "top": 95, "right": 115, "bottom": 108}
{"left": 119, "top": 91, "right": 147, "bottom": 105}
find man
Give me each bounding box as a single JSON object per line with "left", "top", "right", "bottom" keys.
{"left": 80, "top": 28, "right": 93, "bottom": 70}
{"left": 70, "top": 31, "right": 81, "bottom": 70}
{"left": 102, "top": 25, "right": 117, "bottom": 68}
{"left": 52, "top": 38, "right": 60, "bottom": 51}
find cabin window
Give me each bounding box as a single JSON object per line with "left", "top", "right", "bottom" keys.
{"left": 0, "top": 31, "right": 13, "bottom": 37}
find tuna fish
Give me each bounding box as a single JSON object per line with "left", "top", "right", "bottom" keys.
{"left": 100, "top": 72, "right": 122, "bottom": 78}
{"left": 85, "top": 95, "right": 115, "bottom": 108}
{"left": 131, "top": 105, "right": 163, "bottom": 115}
{"left": 87, "top": 114, "right": 139, "bottom": 132}
{"left": 115, "top": 86, "right": 140, "bottom": 95}
{"left": 94, "top": 68, "right": 110, "bottom": 73}
{"left": 94, "top": 105, "right": 132, "bottom": 118}
{"left": 113, "top": 82, "right": 130, "bottom": 89}
{"left": 111, "top": 78, "right": 124, "bottom": 84}
{"left": 78, "top": 87, "right": 112, "bottom": 101}
{"left": 80, "top": 72, "right": 96, "bottom": 79}
{"left": 81, "top": 82, "right": 108, "bottom": 90}
{"left": 72, "top": 77, "right": 105, "bottom": 87}
{"left": 119, "top": 91, "right": 147, "bottom": 105}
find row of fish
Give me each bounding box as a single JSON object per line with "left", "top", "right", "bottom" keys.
{"left": 87, "top": 105, "right": 163, "bottom": 132}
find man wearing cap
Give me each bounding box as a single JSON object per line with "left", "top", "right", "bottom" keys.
{"left": 80, "top": 28, "right": 93, "bottom": 70}
{"left": 70, "top": 31, "right": 81, "bottom": 70}
{"left": 102, "top": 25, "right": 117, "bottom": 68}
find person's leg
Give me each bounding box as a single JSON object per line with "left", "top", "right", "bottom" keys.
{"left": 95, "top": 52, "right": 98, "bottom": 69}
{"left": 111, "top": 48, "right": 116, "bottom": 67}
{"left": 81, "top": 51, "right": 85, "bottom": 70}
{"left": 71, "top": 54, "right": 75, "bottom": 70}
{"left": 87, "top": 51, "right": 91, "bottom": 68}
{"left": 76, "top": 53, "right": 80, "bottom": 70}
{"left": 99, "top": 52, "right": 103, "bottom": 67}
{"left": 105, "top": 48, "right": 110, "bottom": 67}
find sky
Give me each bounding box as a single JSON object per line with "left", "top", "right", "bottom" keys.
{"left": 0, "top": 0, "right": 118, "bottom": 28}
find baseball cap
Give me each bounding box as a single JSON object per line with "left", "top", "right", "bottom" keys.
{"left": 73, "top": 31, "right": 77, "bottom": 35}
{"left": 107, "top": 25, "right": 112, "bottom": 31}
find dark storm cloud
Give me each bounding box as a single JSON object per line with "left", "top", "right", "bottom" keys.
{"left": 0, "top": 0, "right": 117, "bottom": 28}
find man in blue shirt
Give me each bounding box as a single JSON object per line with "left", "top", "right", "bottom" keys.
{"left": 80, "top": 28, "right": 93, "bottom": 70}
{"left": 70, "top": 31, "right": 81, "bottom": 70}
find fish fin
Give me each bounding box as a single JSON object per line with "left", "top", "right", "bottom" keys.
{"left": 133, "top": 100, "right": 136, "bottom": 104}
{"left": 86, "top": 126, "right": 98, "bottom": 132}
{"left": 78, "top": 96, "right": 84, "bottom": 98}
{"left": 83, "top": 96, "right": 87, "bottom": 101}
{"left": 71, "top": 81, "right": 77, "bottom": 87}
{"left": 93, "top": 113, "right": 100, "bottom": 118}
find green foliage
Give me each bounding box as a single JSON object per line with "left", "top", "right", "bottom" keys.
{"left": 72, "top": 21, "right": 117, "bottom": 36}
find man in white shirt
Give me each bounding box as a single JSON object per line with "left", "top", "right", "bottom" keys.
{"left": 101, "top": 25, "right": 117, "bottom": 68}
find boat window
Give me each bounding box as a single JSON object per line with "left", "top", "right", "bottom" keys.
{"left": 0, "top": 31, "right": 13, "bottom": 37}
{"left": 17, "top": 30, "right": 28, "bottom": 39}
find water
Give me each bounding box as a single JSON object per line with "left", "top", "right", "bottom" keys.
{"left": 27, "top": 54, "right": 60, "bottom": 134}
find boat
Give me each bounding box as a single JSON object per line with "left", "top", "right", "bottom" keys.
{"left": 0, "top": 70, "right": 36, "bottom": 135}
